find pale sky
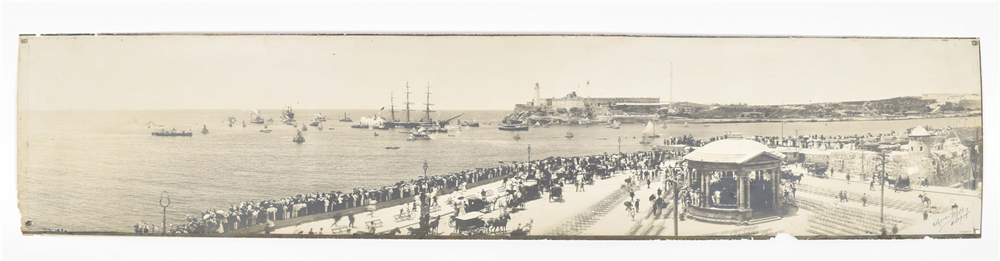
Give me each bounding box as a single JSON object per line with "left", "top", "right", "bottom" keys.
{"left": 18, "top": 35, "right": 982, "bottom": 111}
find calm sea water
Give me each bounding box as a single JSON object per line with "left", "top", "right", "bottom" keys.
{"left": 19, "top": 109, "right": 980, "bottom": 232}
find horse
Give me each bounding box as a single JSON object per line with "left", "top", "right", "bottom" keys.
{"left": 787, "top": 174, "right": 802, "bottom": 184}
{"left": 427, "top": 216, "right": 441, "bottom": 234}
{"left": 379, "top": 227, "right": 402, "bottom": 236}
{"left": 918, "top": 194, "right": 932, "bottom": 207}
{"left": 487, "top": 213, "right": 511, "bottom": 233}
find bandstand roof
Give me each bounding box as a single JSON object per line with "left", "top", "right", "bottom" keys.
{"left": 684, "top": 137, "right": 786, "bottom": 164}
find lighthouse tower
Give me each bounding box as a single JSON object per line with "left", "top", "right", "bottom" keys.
{"left": 534, "top": 83, "right": 541, "bottom": 107}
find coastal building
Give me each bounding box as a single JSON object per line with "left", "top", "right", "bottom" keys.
{"left": 683, "top": 133, "right": 786, "bottom": 224}
{"left": 516, "top": 84, "right": 659, "bottom": 111}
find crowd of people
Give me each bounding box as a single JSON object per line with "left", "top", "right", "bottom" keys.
{"left": 169, "top": 150, "right": 675, "bottom": 235}
{"left": 170, "top": 162, "right": 533, "bottom": 234}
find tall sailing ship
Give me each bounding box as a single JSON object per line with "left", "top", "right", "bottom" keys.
{"left": 384, "top": 82, "right": 463, "bottom": 129}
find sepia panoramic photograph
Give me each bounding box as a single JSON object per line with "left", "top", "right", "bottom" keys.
{"left": 15, "top": 34, "right": 984, "bottom": 240}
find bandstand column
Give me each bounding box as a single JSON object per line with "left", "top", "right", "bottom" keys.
{"left": 737, "top": 171, "right": 745, "bottom": 210}
{"left": 748, "top": 171, "right": 754, "bottom": 209}
{"left": 702, "top": 171, "right": 710, "bottom": 207}
{"left": 773, "top": 167, "right": 782, "bottom": 213}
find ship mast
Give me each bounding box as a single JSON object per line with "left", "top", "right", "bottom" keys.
{"left": 390, "top": 90, "right": 396, "bottom": 121}
{"left": 669, "top": 62, "right": 673, "bottom": 111}
{"left": 405, "top": 82, "right": 412, "bottom": 122}
{"left": 424, "top": 83, "right": 434, "bottom": 122}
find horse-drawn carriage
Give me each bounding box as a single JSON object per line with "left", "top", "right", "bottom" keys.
{"left": 805, "top": 162, "right": 829, "bottom": 178}
{"left": 464, "top": 195, "right": 494, "bottom": 213}
{"left": 521, "top": 179, "right": 542, "bottom": 200}
{"left": 781, "top": 169, "right": 803, "bottom": 183}
{"left": 890, "top": 175, "right": 912, "bottom": 192}
{"left": 548, "top": 185, "right": 563, "bottom": 202}
{"left": 450, "top": 212, "right": 489, "bottom": 236}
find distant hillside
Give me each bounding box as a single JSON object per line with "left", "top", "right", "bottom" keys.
{"left": 676, "top": 96, "right": 976, "bottom": 119}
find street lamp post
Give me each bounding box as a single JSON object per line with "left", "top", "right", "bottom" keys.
{"left": 527, "top": 144, "right": 531, "bottom": 162}
{"left": 670, "top": 178, "right": 679, "bottom": 236}
{"left": 878, "top": 151, "right": 887, "bottom": 225}
{"left": 159, "top": 191, "right": 170, "bottom": 235}
{"left": 618, "top": 137, "right": 622, "bottom": 154}
{"left": 423, "top": 160, "right": 428, "bottom": 180}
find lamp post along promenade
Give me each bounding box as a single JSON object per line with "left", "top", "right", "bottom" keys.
{"left": 159, "top": 191, "right": 170, "bottom": 235}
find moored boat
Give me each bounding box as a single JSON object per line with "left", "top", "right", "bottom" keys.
{"left": 201, "top": 125, "right": 209, "bottom": 134}
{"left": 565, "top": 131, "right": 574, "bottom": 139}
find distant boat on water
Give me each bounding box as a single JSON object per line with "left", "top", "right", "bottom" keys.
{"left": 684, "top": 122, "right": 689, "bottom": 127}
{"left": 314, "top": 113, "right": 327, "bottom": 122}
{"left": 610, "top": 120, "right": 621, "bottom": 129}
{"left": 201, "top": 125, "right": 209, "bottom": 134}
{"left": 293, "top": 130, "right": 305, "bottom": 143}
{"left": 565, "top": 131, "right": 574, "bottom": 139}
{"left": 407, "top": 128, "right": 431, "bottom": 141}
{"left": 499, "top": 123, "right": 529, "bottom": 131}
{"left": 385, "top": 146, "right": 400, "bottom": 150}
{"left": 339, "top": 113, "right": 353, "bottom": 122}
{"left": 642, "top": 121, "right": 659, "bottom": 138}
{"left": 248, "top": 110, "right": 265, "bottom": 124}
{"left": 152, "top": 127, "right": 192, "bottom": 137}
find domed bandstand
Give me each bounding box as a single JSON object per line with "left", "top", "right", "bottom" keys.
{"left": 684, "top": 133, "right": 786, "bottom": 224}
